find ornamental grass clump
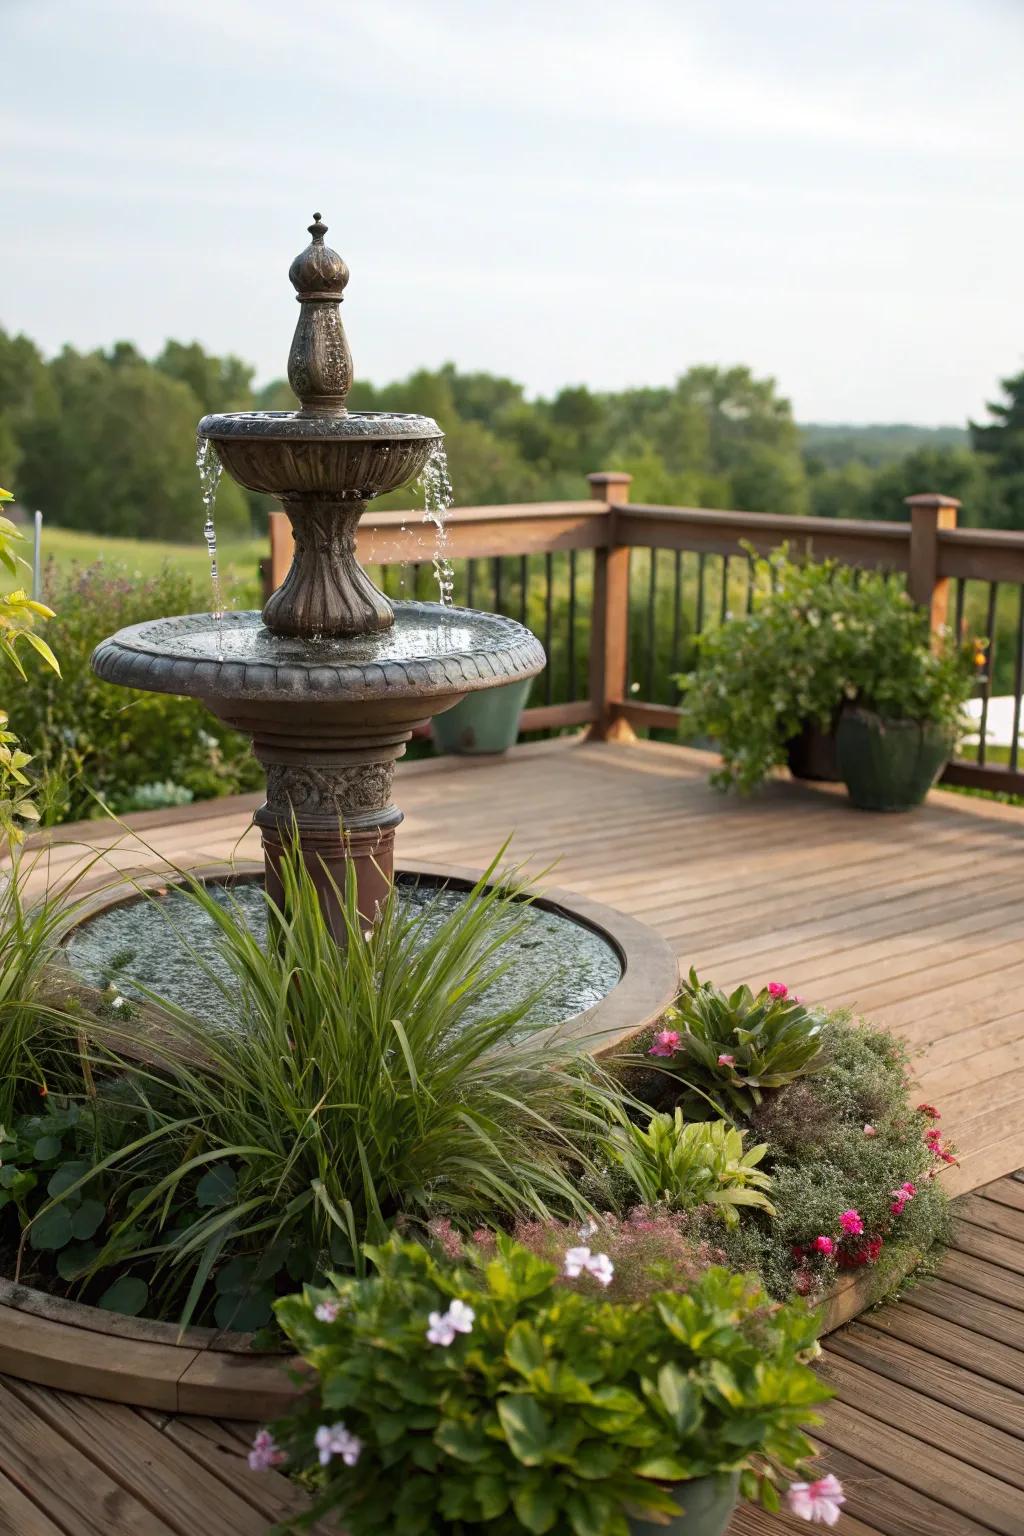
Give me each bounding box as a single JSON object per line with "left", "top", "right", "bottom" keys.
{"left": 76, "top": 844, "right": 624, "bottom": 1328}
{"left": 263, "top": 1237, "right": 836, "bottom": 1535}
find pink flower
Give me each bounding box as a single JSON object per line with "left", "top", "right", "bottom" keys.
{"left": 248, "top": 1429, "right": 286, "bottom": 1471}
{"left": 901, "top": 1181, "right": 917, "bottom": 1195}
{"left": 813, "top": 1235, "right": 835, "bottom": 1256}
{"left": 717, "top": 1053, "right": 736, "bottom": 1067}
{"left": 315, "top": 1422, "right": 362, "bottom": 1468}
{"left": 838, "top": 1209, "right": 864, "bottom": 1236}
{"left": 314, "top": 1299, "right": 341, "bottom": 1323}
{"left": 767, "top": 981, "right": 788, "bottom": 999}
{"left": 917, "top": 1103, "right": 940, "bottom": 1119}
{"left": 863, "top": 1124, "right": 877, "bottom": 1137}
{"left": 786, "top": 1474, "right": 845, "bottom": 1525}
{"left": 648, "top": 1029, "right": 681, "bottom": 1058}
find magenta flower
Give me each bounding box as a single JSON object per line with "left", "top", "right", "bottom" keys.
{"left": 786, "top": 1474, "right": 845, "bottom": 1524}
{"left": 315, "top": 1422, "right": 362, "bottom": 1468}
{"left": 648, "top": 1029, "right": 681, "bottom": 1058}
{"left": 838, "top": 1209, "right": 864, "bottom": 1236}
{"left": 767, "top": 981, "right": 788, "bottom": 999}
{"left": 717, "top": 1052, "right": 736, "bottom": 1067}
{"left": 314, "top": 1299, "right": 341, "bottom": 1323}
{"left": 248, "top": 1429, "right": 286, "bottom": 1471}
{"left": 812, "top": 1235, "right": 835, "bottom": 1256}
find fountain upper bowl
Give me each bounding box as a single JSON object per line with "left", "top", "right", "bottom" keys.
{"left": 198, "top": 410, "right": 443, "bottom": 499}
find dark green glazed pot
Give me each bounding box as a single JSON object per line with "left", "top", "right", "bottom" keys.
{"left": 837, "top": 707, "right": 954, "bottom": 812}
{"left": 430, "top": 677, "right": 532, "bottom": 756}
{"left": 626, "top": 1473, "right": 740, "bottom": 1536}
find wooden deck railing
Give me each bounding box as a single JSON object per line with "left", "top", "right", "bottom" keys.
{"left": 265, "top": 473, "right": 1024, "bottom": 795}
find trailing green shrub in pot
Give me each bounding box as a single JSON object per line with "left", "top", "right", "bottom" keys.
{"left": 259, "top": 1237, "right": 839, "bottom": 1535}
{"left": 833, "top": 595, "right": 978, "bottom": 811}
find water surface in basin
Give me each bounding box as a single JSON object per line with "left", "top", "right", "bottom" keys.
{"left": 65, "top": 876, "right": 623, "bottom": 1030}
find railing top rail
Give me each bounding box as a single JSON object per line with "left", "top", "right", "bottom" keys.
{"left": 620, "top": 503, "right": 911, "bottom": 542}
{"left": 358, "top": 500, "right": 602, "bottom": 531}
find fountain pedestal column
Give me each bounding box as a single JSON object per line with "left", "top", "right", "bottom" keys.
{"left": 252, "top": 748, "right": 404, "bottom": 934}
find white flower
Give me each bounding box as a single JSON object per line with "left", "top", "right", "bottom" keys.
{"left": 111, "top": 996, "right": 127, "bottom": 1011}
{"left": 586, "top": 1252, "right": 615, "bottom": 1287}
{"left": 314, "top": 1299, "right": 341, "bottom": 1323}
{"left": 786, "top": 1474, "right": 845, "bottom": 1525}
{"left": 315, "top": 1422, "right": 362, "bottom": 1468}
{"left": 563, "top": 1246, "right": 614, "bottom": 1286}
{"left": 578, "top": 1218, "right": 599, "bottom": 1241}
{"left": 426, "top": 1298, "right": 475, "bottom": 1346}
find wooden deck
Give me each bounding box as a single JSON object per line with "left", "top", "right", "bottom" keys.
{"left": 29, "top": 734, "right": 1024, "bottom": 1193}
{"left": 10, "top": 734, "right": 1024, "bottom": 1533}
{"left": 3, "top": 1171, "right": 1022, "bottom": 1534}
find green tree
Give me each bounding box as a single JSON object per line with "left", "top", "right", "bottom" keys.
{"left": 970, "top": 370, "right": 1024, "bottom": 529}
{"left": 17, "top": 346, "right": 250, "bottom": 541}
{"left": 156, "top": 340, "right": 255, "bottom": 414}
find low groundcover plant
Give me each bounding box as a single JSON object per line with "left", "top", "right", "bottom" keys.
{"left": 260, "top": 1236, "right": 839, "bottom": 1534}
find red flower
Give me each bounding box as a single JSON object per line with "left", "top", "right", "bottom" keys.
{"left": 916, "top": 1103, "right": 940, "bottom": 1119}
{"left": 767, "top": 982, "right": 788, "bottom": 999}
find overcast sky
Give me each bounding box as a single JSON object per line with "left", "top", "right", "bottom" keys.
{"left": 2, "top": 0, "right": 1022, "bottom": 424}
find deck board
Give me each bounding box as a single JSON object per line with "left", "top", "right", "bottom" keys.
{"left": 11, "top": 737, "right": 1024, "bottom": 1533}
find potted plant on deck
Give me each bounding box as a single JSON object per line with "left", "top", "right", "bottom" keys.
{"left": 256, "top": 1237, "right": 840, "bottom": 1534}
{"left": 833, "top": 589, "right": 978, "bottom": 812}
{"left": 431, "top": 676, "right": 534, "bottom": 756}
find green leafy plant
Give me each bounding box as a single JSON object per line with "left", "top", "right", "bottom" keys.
{"left": 0, "top": 486, "right": 60, "bottom": 843}
{"left": 12, "top": 560, "right": 261, "bottom": 823}
{"left": 606, "top": 1109, "right": 774, "bottom": 1227}
{"left": 81, "top": 844, "right": 623, "bottom": 1328}
{"left": 649, "top": 971, "right": 826, "bottom": 1118}
{"left": 677, "top": 546, "right": 980, "bottom": 793}
{"left": 266, "top": 1238, "right": 831, "bottom": 1535}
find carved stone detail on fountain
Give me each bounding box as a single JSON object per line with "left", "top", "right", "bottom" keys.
{"left": 263, "top": 760, "right": 396, "bottom": 823}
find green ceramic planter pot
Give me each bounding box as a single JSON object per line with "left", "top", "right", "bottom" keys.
{"left": 627, "top": 1473, "right": 740, "bottom": 1536}
{"left": 430, "top": 677, "right": 532, "bottom": 756}
{"left": 836, "top": 707, "right": 954, "bottom": 812}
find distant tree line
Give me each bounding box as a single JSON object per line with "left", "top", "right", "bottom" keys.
{"left": 1, "top": 325, "right": 1022, "bottom": 539}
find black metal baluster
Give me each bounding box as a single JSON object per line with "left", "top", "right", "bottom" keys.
{"left": 646, "top": 548, "right": 658, "bottom": 701}
{"left": 466, "top": 557, "right": 476, "bottom": 609}
{"left": 954, "top": 577, "right": 966, "bottom": 639}
{"left": 746, "top": 553, "right": 755, "bottom": 614}
{"left": 567, "top": 551, "right": 578, "bottom": 702}
{"left": 544, "top": 552, "right": 554, "bottom": 704}
{"left": 696, "top": 551, "right": 707, "bottom": 638}
{"left": 494, "top": 556, "right": 504, "bottom": 614}
{"left": 519, "top": 554, "right": 528, "bottom": 625}
{"left": 671, "top": 550, "right": 683, "bottom": 673}
{"left": 978, "top": 582, "right": 999, "bottom": 766}
{"left": 720, "top": 555, "right": 730, "bottom": 623}
{"left": 1010, "top": 586, "right": 1024, "bottom": 774}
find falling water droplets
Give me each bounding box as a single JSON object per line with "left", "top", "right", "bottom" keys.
{"left": 196, "top": 434, "right": 225, "bottom": 646}
{"left": 421, "top": 442, "right": 455, "bottom": 606}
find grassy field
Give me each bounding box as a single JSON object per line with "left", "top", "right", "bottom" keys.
{"left": 3, "top": 524, "right": 267, "bottom": 606}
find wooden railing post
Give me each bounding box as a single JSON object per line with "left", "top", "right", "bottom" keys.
{"left": 586, "top": 471, "right": 634, "bottom": 743}
{"left": 906, "top": 492, "right": 960, "bottom": 635}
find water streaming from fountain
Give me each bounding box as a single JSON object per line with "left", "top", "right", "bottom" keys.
{"left": 195, "top": 434, "right": 225, "bottom": 641}
{"left": 422, "top": 440, "right": 455, "bottom": 605}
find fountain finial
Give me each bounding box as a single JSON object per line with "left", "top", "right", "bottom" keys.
{"left": 287, "top": 212, "right": 353, "bottom": 415}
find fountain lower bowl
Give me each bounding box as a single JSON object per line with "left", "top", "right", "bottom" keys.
{"left": 91, "top": 602, "right": 545, "bottom": 707}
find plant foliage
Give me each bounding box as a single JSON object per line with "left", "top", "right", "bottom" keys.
{"left": 606, "top": 1110, "right": 774, "bottom": 1228}
{"left": 270, "top": 1238, "right": 828, "bottom": 1534}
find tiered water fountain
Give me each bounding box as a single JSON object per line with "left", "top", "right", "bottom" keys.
{"left": 73, "top": 215, "right": 677, "bottom": 1037}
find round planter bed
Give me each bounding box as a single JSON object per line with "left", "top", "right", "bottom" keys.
{"left": 0, "top": 1248, "right": 925, "bottom": 1419}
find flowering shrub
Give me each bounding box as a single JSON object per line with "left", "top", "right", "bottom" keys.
{"left": 265, "top": 1238, "right": 835, "bottom": 1534}
{"left": 645, "top": 970, "right": 826, "bottom": 1117}
{"left": 0, "top": 487, "right": 59, "bottom": 844}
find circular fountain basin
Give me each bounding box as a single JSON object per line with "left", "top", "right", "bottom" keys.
{"left": 198, "top": 409, "right": 443, "bottom": 498}
{"left": 64, "top": 869, "right": 625, "bottom": 1032}
{"left": 91, "top": 602, "right": 545, "bottom": 707}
